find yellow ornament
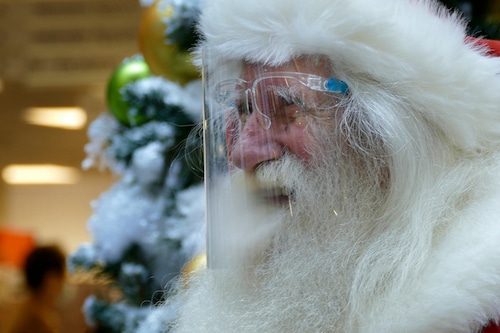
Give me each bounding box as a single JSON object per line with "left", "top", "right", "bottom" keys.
{"left": 182, "top": 253, "right": 207, "bottom": 288}
{"left": 138, "top": 1, "right": 200, "bottom": 86}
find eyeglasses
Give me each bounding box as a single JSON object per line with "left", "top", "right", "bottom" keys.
{"left": 215, "top": 72, "right": 348, "bottom": 130}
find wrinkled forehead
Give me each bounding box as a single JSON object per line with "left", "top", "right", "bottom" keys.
{"left": 241, "top": 55, "right": 334, "bottom": 81}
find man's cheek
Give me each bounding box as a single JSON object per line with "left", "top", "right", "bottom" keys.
{"left": 283, "top": 127, "right": 315, "bottom": 163}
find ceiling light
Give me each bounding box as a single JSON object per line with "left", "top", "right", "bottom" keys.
{"left": 2, "top": 164, "right": 81, "bottom": 185}
{"left": 23, "top": 107, "right": 87, "bottom": 130}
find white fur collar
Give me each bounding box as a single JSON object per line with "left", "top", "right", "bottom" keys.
{"left": 364, "top": 188, "right": 500, "bottom": 332}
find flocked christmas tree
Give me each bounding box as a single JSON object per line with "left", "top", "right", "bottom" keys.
{"left": 68, "top": 1, "right": 205, "bottom": 332}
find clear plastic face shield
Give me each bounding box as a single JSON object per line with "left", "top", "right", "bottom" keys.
{"left": 202, "top": 48, "right": 349, "bottom": 269}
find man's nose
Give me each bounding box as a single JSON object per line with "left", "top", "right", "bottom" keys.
{"left": 228, "top": 113, "right": 284, "bottom": 171}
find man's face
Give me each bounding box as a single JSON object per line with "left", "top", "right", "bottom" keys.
{"left": 204, "top": 56, "right": 352, "bottom": 268}
{"left": 223, "top": 57, "right": 344, "bottom": 205}
{"left": 226, "top": 57, "right": 343, "bottom": 168}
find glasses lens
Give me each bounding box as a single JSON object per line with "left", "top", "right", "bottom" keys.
{"left": 215, "top": 80, "right": 250, "bottom": 126}
{"left": 253, "top": 77, "right": 305, "bottom": 127}
{"left": 215, "top": 80, "right": 244, "bottom": 108}
{"left": 254, "top": 76, "right": 342, "bottom": 127}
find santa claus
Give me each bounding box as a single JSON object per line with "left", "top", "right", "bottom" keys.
{"left": 171, "top": 0, "right": 500, "bottom": 332}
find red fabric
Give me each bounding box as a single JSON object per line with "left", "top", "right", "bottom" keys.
{"left": 466, "top": 37, "right": 500, "bottom": 57}
{"left": 483, "top": 322, "right": 500, "bottom": 333}
{"left": 0, "top": 228, "right": 35, "bottom": 268}
{"left": 476, "top": 39, "right": 500, "bottom": 57}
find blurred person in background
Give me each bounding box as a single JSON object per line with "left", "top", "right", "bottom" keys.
{"left": 8, "top": 245, "right": 66, "bottom": 333}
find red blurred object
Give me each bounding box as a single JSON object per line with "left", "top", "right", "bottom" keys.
{"left": 483, "top": 322, "right": 500, "bottom": 333}
{"left": 0, "top": 227, "right": 35, "bottom": 268}
{"left": 467, "top": 37, "right": 500, "bottom": 57}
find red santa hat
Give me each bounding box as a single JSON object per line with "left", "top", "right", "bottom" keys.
{"left": 483, "top": 39, "right": 500, "bottom": 56}
{"left": 469, "top": 38, "right": 500, "bottom": 57}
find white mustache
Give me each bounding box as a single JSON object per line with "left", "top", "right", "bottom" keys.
{"left": 250, "top": 157, "right": 303, "bottom": 197}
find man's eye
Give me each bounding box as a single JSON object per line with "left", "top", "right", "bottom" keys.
{"left": 278, "top": 94, "right": 305, "bottom": 113}
{"left": 279, "top": 95, "right": 297, "bottom": 106}
{"left": 274, "top": 87, "right": 304, "bottom": 107}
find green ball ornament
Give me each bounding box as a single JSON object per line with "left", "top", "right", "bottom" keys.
{"left": 107, "top": 57, "right": 151, "bottom": 126}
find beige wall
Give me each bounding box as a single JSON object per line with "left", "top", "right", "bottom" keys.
{"left": 2, "top": 171, "right": 114, "bottom": 253}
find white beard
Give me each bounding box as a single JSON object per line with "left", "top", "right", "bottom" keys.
{"left": 172, "top": 136, "right": 397, "bottom": 332}
{"left": 170, "top": 122, "right": 500, "bottom": 333}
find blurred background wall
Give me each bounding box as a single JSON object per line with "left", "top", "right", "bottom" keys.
{"left": 0, "top": 0, "right": 142, "bottom": 253}
{"left": 0, "top": 1, "right": 143, "bottom": 331}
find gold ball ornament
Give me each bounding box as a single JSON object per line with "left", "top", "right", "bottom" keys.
{"left": 138, "top": 1, "right": 199, "bottom": 86}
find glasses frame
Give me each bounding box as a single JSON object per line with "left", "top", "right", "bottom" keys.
{"left": 215, "top": 72, "right": 349, "bottom": 130}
